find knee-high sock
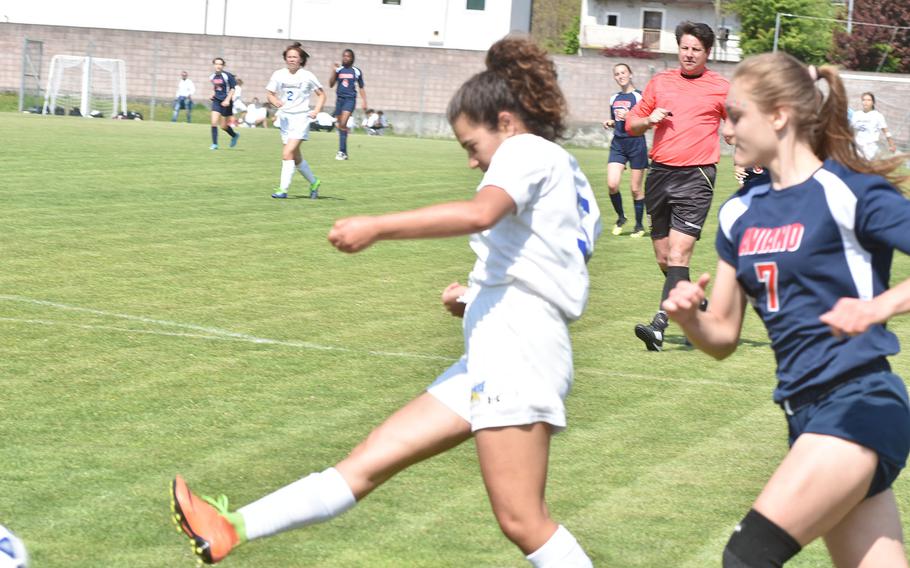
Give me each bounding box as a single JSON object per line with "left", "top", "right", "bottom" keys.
{"left": 526, "top": 525, "right": 592, "bottom": 568}
{"left": 609, "top": 192, "right": 624, "bottom": 219}
{"left": 339, "top": 129, "right": 348, "bottom": 153}
{"left": 279, "top": 159, "right": 296, "bottom": 190}
{"left": 634, "top": 199, "right": 645, "bottom": 227}
{"left": 238, "top": 468, "right": 356, "bottom": 542}
{"left": 211, "top": 126, "right": 218, "bottom": 145}
{"left": 661, "top": 265, "right": 691, "bottom": 304}
{"left": 223, "top": 126, "right": 236, "bottom": 138}
{"left": 296, "top": 159, "right": 316, "bottom": 184}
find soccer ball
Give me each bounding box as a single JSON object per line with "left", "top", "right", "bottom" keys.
{"left": 0, "top": 525, "right": 27, "bottom": 568}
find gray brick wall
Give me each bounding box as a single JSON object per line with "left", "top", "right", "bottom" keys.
{"left": 3, "top": 22, "right": 908, "bottom": 149}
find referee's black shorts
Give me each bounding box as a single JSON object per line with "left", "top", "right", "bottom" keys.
{"left": 644, "top": 161, "right": 716, "bottom": 240}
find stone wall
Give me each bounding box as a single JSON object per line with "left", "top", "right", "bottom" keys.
{"left": 3, "top": 22, "right": 908, "bottom": 148}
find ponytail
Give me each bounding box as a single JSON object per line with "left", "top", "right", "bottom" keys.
{"left": 734, "top": 53, "right": 907, "bottom": 188}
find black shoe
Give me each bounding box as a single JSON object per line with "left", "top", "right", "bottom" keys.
{"left": 635, "top": 312, "right": 668, "bottom": 352}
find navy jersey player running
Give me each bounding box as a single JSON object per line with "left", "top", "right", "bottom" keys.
{"left": 208, "top": 57, "right": 239, "bottom": 150}
{"left": 664, "top": 52, "right": 910, "bottom": 567}
{"left": 329, "top": 49, "right": 367, "bottom": 161}
{"left": 601, "top": 63, "right": 647, "bottom": 237}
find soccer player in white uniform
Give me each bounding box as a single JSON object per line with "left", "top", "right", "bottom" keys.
{"left": 171, "top": 37, "right": 601, "bottom": 567}
{"left": 851, "top": 92, "right": 897, "bottom": 160}
{"left": 266, "top": 42, "right": 326, "bottom": 200}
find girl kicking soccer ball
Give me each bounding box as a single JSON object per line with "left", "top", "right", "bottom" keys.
{"left": 171, "top": 36, "right": 601, "bottom": 567}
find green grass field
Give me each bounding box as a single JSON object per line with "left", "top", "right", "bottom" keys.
{"left": 1, "top": 112, "right": 908, "bottom": 567}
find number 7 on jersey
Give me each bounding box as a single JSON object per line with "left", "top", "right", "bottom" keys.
{"left": 754, "top": 261, "right": 780, "bottom": 312}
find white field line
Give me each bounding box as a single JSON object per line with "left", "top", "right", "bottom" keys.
{"left": 0, "top": 295, "right": 452, "bottom": 362}
{"left": 0, "top": 295, "right": 767, "bottom": 389}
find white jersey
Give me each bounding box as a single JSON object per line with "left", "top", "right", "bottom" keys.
{"left": 467, "top": 134, "right": 602, "bottom": 321}
{"left": 175, "top": 78, "right": 195, "bottom": 98}
{"left": 266, "top": 68, "right": 323, "bottom": 114}
{"left": 851, "top": 109, "right": 888, "bottom": 146}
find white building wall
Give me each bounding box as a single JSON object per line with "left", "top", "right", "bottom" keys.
{"left": 0, "top": 0, "right": 529, "bottom": 51}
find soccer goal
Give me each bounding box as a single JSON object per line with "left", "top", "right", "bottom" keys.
{"left": 43, "top": 55, "right": 127, "bottom": 118}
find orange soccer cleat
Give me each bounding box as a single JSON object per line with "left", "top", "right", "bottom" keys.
{"left": 171, "top": 475, "right": 245, "bottom": 564}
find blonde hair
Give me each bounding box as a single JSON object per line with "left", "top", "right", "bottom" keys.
{"left": 733, "top": 52, "right": 906, "bottom": 188}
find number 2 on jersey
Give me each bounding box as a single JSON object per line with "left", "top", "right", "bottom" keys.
{"left": 754, "top": 261, "right": 780, "bottom": 312}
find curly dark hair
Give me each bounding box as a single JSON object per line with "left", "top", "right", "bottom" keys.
{"left": 447, "top": 36, "right": 567, "bottom": 141}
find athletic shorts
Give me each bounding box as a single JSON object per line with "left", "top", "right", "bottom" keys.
{"left": 334, "top": 96, "right": 356, "bottom": 115}
{"left": 857, "top": 141, "right": 879, "bottom": 161}
{"left": 278, "top": 112, "right": 312, "bottom": 144}
{"left": 782, "top": 363, "right": 910, "bottom": 497}
{"left": 608, "top": 136, "right": 648, "bottom": 169}
{"left": 210, "top": 100, "right": 233, "bottom": 116}
{"left": 427, "top": 284, "right": 573, "bottom": 433}
{"left": 644, "top": 162, "right": 716, "bottom": 240}
{"left": 233, "top": 99, "right": 247, "bottom": 113}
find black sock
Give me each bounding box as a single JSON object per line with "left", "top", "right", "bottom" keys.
{"left": 634, "top": 199, "right": 645, "bottom": 227}
{"left": 661, "top": 266, "right": 690, "bottom": 305}
{"left": 211, "top": 126, "right": 218, "bottom": 144}
{"left": 609, "top": 193, "right": 625, "bottom": 219}
{"left": 224, "top": 126, "right": 237, "bottom": 138}
{"left": 723, "top": 509, "right": 801, "bottom": 567}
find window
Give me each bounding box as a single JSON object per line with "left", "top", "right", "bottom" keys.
{"left": 382, "top": 0, "right": 400, "bottom": 5}
{"left": 467, "top": 0, "right": 485, "bottom": 10}
{"left": 606, "top": 14, "right": 619, "bottom": 26}
{"left": 642, "top": 10, "right": 663, "bottom": 49}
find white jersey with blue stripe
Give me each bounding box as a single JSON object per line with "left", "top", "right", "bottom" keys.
{"left": 468, "top": 134, "right": 602, "bottom": 322}
{"left": 266, "top": 68, "right": 323, "bottom": 114}
{"left": 716, "top": 159, "right": 910, "bottom": 402}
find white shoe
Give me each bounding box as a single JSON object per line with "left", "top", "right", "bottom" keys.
{"left": 335, "top": 151, "right": 349, "bottom": 161}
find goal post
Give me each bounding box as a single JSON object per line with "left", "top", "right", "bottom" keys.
{"left": 43, "top": 55, "right": 127, "bottom": 118}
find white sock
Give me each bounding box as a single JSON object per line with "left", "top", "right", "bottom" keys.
{"left": 279, "top": 159, "right": 295, "bottom": 191}
{"left": 526, "top": 525, "right": 592, "bottom": 568}
{"left": 238, "top": 467, "right": 356, "bottom": 542}
{"left": 296, "top": 159, "right": 316, "bottom": 184}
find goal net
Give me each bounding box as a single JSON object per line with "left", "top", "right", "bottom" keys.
{"left": 43, "top": 55, "right": 127, "bottom": 118}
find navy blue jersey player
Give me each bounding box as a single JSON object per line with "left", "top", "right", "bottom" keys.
{"left": 601, "top": 63, "right": 647, "bottom": 237}
{"left": 208, "top": 57, "right": 239, "bottom": 150}
{"left": 664, "top": 52, "right": 910, "bottom": 566}
{"left": 329, "top": 49, "right": 367, "bottom": 161}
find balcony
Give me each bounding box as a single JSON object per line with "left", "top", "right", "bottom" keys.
{"left": 580, "top": 23, "right": 742, "bottom": 62}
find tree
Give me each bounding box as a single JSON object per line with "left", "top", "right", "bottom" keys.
{"left": 730, "top": 0, "right": 836, "bottom": 64}
{"left": 530, "top": 0, "right": 581, "bottom": 54}
{"left": 832, "top": 0, "right": 910, "bottom": 72}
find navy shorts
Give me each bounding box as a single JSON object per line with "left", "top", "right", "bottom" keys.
{"left": 334, "top": 96, "right": 356, "bottom": 115}
{"left": 210, "top": 100, "right": 233, "bottom": 117}
{"left": 782, "top": 365, "right": 910, "bottom": 497}
{"left": 608, "top": 136, "right": 648, "bottom": 169}
{"left": 644, "top": 162, "right": 716, "bottom": 240}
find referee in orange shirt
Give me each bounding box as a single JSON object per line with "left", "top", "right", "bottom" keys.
{"left": 625, "top": 21, "right": 730, "bottom": 351}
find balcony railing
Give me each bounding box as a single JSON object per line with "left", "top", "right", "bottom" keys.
{"left": 581, "top": 24, "right": 742, "bottom": 62}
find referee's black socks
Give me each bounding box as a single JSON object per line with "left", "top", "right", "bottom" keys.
{"left": 661, "top": 265, "right": 690, "bottom": 305}
{"left": 723, "top": 509, "right": 801, "bottom": 567}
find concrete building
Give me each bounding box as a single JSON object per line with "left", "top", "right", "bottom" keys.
{"left": 579, "top": 0, "right": 742, "bottom": 62}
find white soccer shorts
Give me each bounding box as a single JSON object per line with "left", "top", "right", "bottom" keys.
{"left": 279, "top": 112, "right": 312, "bottom": 144}
{"left": 427, "top": 284, "right": 574, "bottom": 433}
